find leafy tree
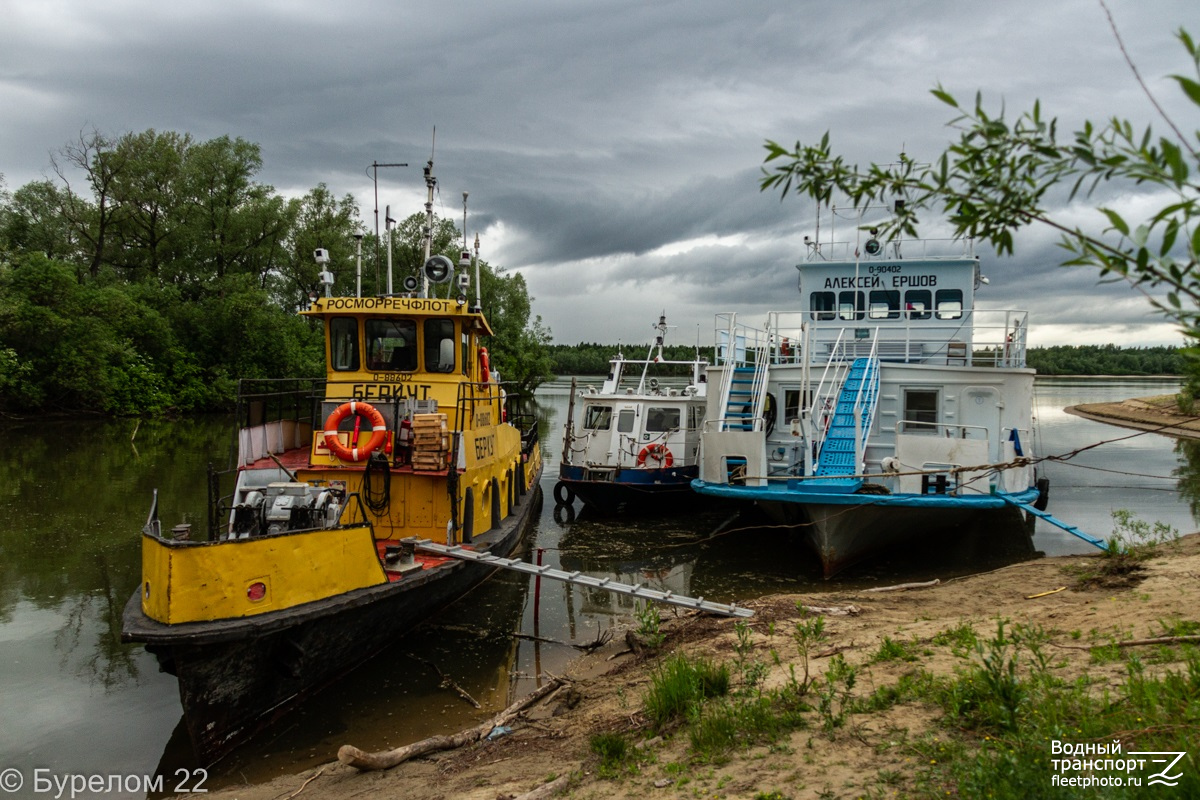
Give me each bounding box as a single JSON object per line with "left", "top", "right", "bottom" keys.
{"left": 177, "top": 134, "right": 295, "bottom": 292}
{"left": 760, "top": 22, "right": 1198, "bottom": 398}
{"left": 477, "top": 260, "right": 555, "bottom": 396}
{"left": 0, "top": 180, "right": 77, "bottom": 263}
{"left": 105, "top": 129, "right": 190, "bottom": 280}
{"left": 0, "top": 254, "right": 172, "bottom": 412}
{"left": 0, "top": 132, "right": 553, "bottom": 413}
{"left": 0, "top": 130, "right": 336, "bottom": 414}
{"left": 51, "top": 130, "right": 128, "bottom": 280}
{"left": 281, "top": 184, "right": 363, "bottom": 306}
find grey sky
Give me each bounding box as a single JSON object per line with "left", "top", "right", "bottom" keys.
{"left": 1, "top": 0, "right": 1194, "bottom": 347}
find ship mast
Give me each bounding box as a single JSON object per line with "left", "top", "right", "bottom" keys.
{"left": 420, "top": 129, "right": 438, "bottom": 298}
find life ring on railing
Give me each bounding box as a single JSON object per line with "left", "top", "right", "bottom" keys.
{"left": 478, "top": 347, "right": 490, "bottom": 384}
{"left": 323, "top": 401, "right": 388, "bottom": 462}
{"left": 637, "top": 443, "right": 674, "bottom": 468}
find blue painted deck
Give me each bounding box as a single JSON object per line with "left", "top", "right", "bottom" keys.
{"left": 691, "top": 478, "right": 1041, "bottom": 509}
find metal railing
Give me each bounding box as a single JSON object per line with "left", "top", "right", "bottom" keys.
{"left": 804, "top": 235, "right": 976, "bottom": 263}
{"left": 753, "top": 308, "right": 1030, "bottom": 369}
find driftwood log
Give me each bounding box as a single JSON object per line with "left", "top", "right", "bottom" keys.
{"left": 799, "top": 604, "right": 862, "bottom": 616}
{"left": 338, "top": 676, "right": 565, "bottom": 771}
{"left": 512, "top": 773, "right": 572, "bottom": 800}
{"left": 862, "top": 579, "right": 940, "bottom": 593}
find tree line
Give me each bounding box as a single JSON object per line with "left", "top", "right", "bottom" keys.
{"left": 0, "top": 130, "right": 552, "bottom": 415}
{"left": 1025, "top": 344, "right": 1184, "bottom": 376}
{"left": 546, "top": 342, "right": 1184, "bottom": 377}
{"left": 548, "top": 343, "right": 714, "bottom": 376}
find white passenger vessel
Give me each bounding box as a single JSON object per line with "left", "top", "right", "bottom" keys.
{"left": 554, "top": 315, "right": 708, "bottom": 510}
{"left": 691, "top": 213, "right": 1047, "bottom": 577}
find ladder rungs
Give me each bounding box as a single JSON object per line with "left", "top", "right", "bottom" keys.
{"left": 413, "top": 540, "right": 754, "bottom": 617}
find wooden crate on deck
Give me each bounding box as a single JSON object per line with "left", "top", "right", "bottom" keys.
{"left": 411, "top": 413, "right": 450, "bottom": 470}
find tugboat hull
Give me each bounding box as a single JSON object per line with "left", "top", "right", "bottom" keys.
{"left": 123, "top": 480, "right": 542, "bottom": 764}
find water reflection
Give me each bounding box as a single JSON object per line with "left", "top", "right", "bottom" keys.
{"left": 153, "top": 560, "right": 537, "bottom": 791}
{"left": 1175, "top": 438, "right": 1200, "bottom": 520}
{"left": 0, "top": 417, "right": 227, "bottom": 689}
{"left": 0, "top": 417, "right": 228, "bottom": 793}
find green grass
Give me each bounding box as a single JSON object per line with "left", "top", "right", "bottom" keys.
{"left": 589, "top": 732, "right": 635, "bottom": 778}
{"left": 643, "top": 651, "right": 730, "bottom": 731}
{"left": 930, "top": 621, "right": 979, "bottom": 657}
{"left": 871, "top": 635, "right": 920, "bottom": 663}
{"left": 1069, "top": 511, "right": 1179, "bottom": 589}
{"left": 924, "top": 622, "right": 1200, "bottom": 798}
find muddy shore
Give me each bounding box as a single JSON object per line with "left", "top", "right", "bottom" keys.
{"left": 195, "top": 534, "right": 1200, "bottom": 800}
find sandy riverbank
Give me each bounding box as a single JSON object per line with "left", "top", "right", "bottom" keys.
{"left": 1067, "top": 393, "right": 1200, "bottom": 439}
{"left": 194, "top": 528, "right": 1200, "bottom": 800}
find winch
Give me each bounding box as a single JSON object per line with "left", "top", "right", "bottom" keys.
{"left": 230, "top": 481, "right": 342, "bottom": 538}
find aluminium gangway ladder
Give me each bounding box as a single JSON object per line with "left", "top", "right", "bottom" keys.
{"left": 414, "top": 539, "right": 754, "bottom": 618}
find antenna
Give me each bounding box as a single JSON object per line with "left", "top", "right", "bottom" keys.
{"left": 368, "top": 160, "right": 408, "bottom": 292}
{"left": 472, "top": 232, "right": 482, "bottom": 313}
{"left": 354, "top": 233, "right": 363, "bottom": 298}
{"left": 385, "top": 205, "right": 397, "bottom": 295}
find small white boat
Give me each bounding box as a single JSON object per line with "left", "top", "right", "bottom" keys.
{"left": 554, "top": 314, "right": 709, "bottom": 510}
{"left": 691, "top": 208, "right": 1047, "bottom": 576}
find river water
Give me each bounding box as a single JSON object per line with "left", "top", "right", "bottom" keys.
{"left": 0, "top": 377, "right": 1190, "bottom": 796}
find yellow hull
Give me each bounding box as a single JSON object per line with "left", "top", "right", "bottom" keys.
{"left": 138, "top": 431, "right": 542, "bottom": 625}
{"left": 140, "top": 525, "right": 386, "bottom": 624}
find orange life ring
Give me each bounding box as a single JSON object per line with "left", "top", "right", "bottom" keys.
{"left": 323, "top": 401, "right": 388, "bottom": 462}
{"left": 478, "top": 346, "right": 490, "bottom": 384}
{"left": 637, "top": 443, "right": 673, "bottom": 468}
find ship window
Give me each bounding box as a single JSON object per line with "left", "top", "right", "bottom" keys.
{"left": 646, "top": 407, "right": 681, "bottom": 432}
{"left": 784, "top": 388, "right": 811, "bottom": 423}
{"left": 329, "top": 317, "right": 359, "bottom": 371}
{"left": 810, "top": 292, "right": 836, "bottom": 320}
{"left": 461, "top": 332, "right": 470, "bottom": 376}
{"left": 838, "top": 291, "right": 865, "bottom": 320}
{"left": 936, "top": 289, "right": 963, "bottom": 320}
{"left": 424, "top": 319, "right": 456, "bottom": 373}
{"left": 869, "top": 290, "right": 900, "bottom": 320}
{"left": 903, "top": 389, "right": 939, "bottom": 432}
{"left": 904, "top": 290, "right": 932, "bottom": 320}
{"left": 687, "top": 404, "right": 705, "bottom": 430}
{"left": 366, "top": 319, "right": 417, "bottom": 371}
{"left": 583, "top": 405, "right": 612, "bottom": 430}
{"left": 617, "top": 410, "right": 636, "bottom": 434}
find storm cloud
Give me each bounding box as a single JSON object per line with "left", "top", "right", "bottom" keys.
{"left": 1, "top": 0, "right": 1193, "bottom": 346}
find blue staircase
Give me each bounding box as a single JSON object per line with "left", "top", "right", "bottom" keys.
{"left": 798, "top": 357, "right": 880, "bottom": 493}
{"left": 723, "top": 366, "right": 760, "bottom": 431}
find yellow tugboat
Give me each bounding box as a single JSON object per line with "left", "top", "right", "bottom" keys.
{"left": 121, "top": 161, "right": 543, "bottom": 764}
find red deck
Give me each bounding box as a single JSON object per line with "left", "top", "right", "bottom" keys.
{"left": 375, "top": 539, "right": 458, "bottom": 582}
